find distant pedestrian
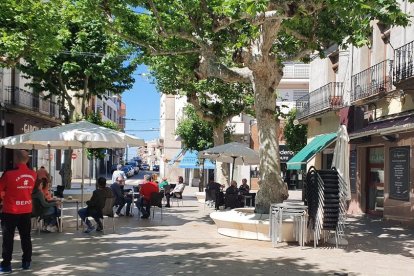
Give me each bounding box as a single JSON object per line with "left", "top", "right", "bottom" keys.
{"left": 0, "top": 150, "right": 36, "bottom": 272}
{"left": 111, "top": 164, "right": 126, "bottom": 185}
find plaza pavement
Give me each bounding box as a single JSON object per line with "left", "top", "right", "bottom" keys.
{"left": 2, "top": 185, "right": 414, "bottom": 275}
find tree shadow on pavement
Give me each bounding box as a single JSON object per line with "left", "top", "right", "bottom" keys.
{"left": 27, "top": 233, "right": 349, "bottom": 276}
{"left": 343, "top": 215, "right": 414, "bottom": 258}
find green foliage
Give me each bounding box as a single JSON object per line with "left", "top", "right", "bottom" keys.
{"left": 85, "top": 112, "right": 120, "bottom": 160}
{"left": 283, "top": 109, "right": 307, "bottom": 153}
{"left": 176, "top": 105, "right": 234, "bottom": 151}
{"left": 18, "top": 14, "right": 136, "bottom": 122}
{"left": 146, "top": 54, "right": 255, "bottom": 125}
{"left": 0, "top": 0, "right": 70, "bottom": 69}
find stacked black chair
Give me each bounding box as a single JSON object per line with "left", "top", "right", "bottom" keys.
{"left": 305, "top": 166, "right": 345, "bottom": 248}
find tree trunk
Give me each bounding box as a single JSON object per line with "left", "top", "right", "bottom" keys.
{"left": 61, "top": 149, "right": 73, "bottom": 189}
{"left": 198, "top": 166, "right": 204, "bottom": 192}
{"left": 212, "top": 124, "right": 229, "bottom": 186}
{"left": 253, "top": 72, "right": 288, "bottom": 214}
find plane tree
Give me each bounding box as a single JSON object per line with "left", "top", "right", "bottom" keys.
{"left": 98, "top": 0, "right": 411, "bottom": 212}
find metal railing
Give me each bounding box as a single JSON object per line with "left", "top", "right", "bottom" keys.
{"left": 351, "top": 60, "right": 393, "bottom": 103}
{"left": 283, "top": 63, "right": 310, "bottom": 79}
{"left": 296, "top": 82, "right": 344, "bottom": 120}
{"left": 4, "top": 86, "right": 60, "bottom": 118}
{"left": 394, "top": 40, "right": 414, "bottom": 83}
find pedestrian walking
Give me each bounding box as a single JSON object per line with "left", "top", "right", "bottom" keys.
{"left": 0, "top": 150, "right": 36, "bottom": 272}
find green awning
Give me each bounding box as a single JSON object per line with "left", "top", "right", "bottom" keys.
{"left": 286, "top": 133, "right": 337, "bottom": 170}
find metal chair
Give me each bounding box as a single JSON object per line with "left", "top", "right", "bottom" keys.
{"left": 171, "top": 192, "right": 184, "bottom": 207}
{"left": 150, "top": 191, "right": 164, "bottom": 219}
{"left": 101, "top": 197, "right": 116, "bottom": 233}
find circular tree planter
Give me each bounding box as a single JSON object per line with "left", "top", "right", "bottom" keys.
{"left": 210, "top": 208, "right": 295, "bottom": 241}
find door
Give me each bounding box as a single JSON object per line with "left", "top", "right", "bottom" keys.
{"left": 366, "top": 147, "right": 384, "bottom": 215}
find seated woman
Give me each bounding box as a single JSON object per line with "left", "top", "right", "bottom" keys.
{"left": 40, "top": 178, "right": 53, "bottom": 202}
{"left": 32, "top": 178, "right": 61, "bottom": 232}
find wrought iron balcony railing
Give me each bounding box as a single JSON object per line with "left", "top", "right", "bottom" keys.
{"left": 394, "top": 40, "right": 414, "bottom": 84}
{"left": 296, "top": 82, "right": 344, "bottom": 120}
{"left": 4, "top": 86, "right": 60, "bottom": 119}
{"left": 351, "top": 60, "right": 393, "bottom": 103}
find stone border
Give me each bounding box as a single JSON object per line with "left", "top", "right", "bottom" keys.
{"left": 210, "top": 208, "right": 294, "bottom": 241}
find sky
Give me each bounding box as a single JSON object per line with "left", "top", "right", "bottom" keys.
{"left": 122, "top": 64, "right": 160, "bottom": 159}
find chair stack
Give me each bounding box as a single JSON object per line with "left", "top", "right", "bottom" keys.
{"left": 305, "top": 167, "right": 346, "bottom": 248}
{"left": 269, "top": 203, "right": 308, "bottom": 247}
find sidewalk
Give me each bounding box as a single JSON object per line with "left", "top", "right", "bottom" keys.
{"left": 4, "top": 186, "right": 414, "bottom": 275}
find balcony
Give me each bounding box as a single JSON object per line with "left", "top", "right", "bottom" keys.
{"left": 394, "top": 40, "right": 414, "bottom": 90}
{"left": 296, "top": 82, "right": 344, "bottom": 121}
{"left": 4, "top": 86, "right": 60, "bottom": 119}
{"left": 283, "top": 63, "right": 310, "bottom": 79}
{"left": 351, "top": 60, "right": 393, "bottom": 104}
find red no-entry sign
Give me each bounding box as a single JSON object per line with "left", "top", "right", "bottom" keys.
{"left": 71, "top": 153, "right": 77, "bottom": 160}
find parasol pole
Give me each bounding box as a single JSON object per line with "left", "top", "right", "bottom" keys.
{"left": 31, "top": 144, "right": 35, "bottom": 170}
{"left": 81, "top": 141, "right": 86, "bottom": 207}
{"left": 48, "top": 144, "right": 52, "bottom": 195}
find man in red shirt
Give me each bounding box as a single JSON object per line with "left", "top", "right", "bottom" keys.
{"left": 137, "top": 175, "right": 159, "bottom": 219}
{"left": 0, "top": 150, "right": 36, "bottom": 272}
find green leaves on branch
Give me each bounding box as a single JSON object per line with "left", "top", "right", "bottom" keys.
{"left": 283, "top": 109, "right": 307, "bottom": 153}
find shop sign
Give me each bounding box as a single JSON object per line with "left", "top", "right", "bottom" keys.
{"left": 23, "top": 123, "right": 40, "bottom": 133}
{"left": 389, "top": 146, "right": 410, "bottom": 201}
{"left": 280, "top": 145, "right": 295, "bottom": 162}
{"left": 349, "top": 150, "right": 357, "bottom": 193}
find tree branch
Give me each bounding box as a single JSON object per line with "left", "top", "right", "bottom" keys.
{"left": 196, "top": 55, "right": 252, "bottom": 83}
{"left": 213, "top": 10, "right": 283, "bottom": 33}
{"left": 186, "top": 93, "right": 215, "bottom": 123}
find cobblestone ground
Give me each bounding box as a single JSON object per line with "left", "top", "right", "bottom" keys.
{"left": 2, "top": 187, "right": 414, "bottom": 276}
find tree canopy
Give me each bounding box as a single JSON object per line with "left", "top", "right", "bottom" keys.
{"left": 98, "top": 0, "right": 412, "bottom": 212}
{"left": 0, "top": 0, "right": 71, "bottom": 69}
{"left": 19, "top": 17, "right": 137, "bottom": 123}
{"left": 284, "top": 109, "right": 307, "bottom": 153}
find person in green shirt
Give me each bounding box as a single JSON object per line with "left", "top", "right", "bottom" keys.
{"left": 159, "top": 177, "right": 169, "bottom": 190}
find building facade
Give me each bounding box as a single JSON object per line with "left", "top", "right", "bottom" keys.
{"left": 0, "top": 67, "right": 61, "bottom": 179}
{"left": 294, "top": 1, "right": 414, "bottom": 223}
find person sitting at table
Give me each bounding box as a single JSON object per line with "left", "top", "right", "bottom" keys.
{"left": 238, "top": 178, "right": 250, "bottom": 195}
{"left": 136, "top": 175, "right": 159, "bottom": 218}
{"left": 39, "top": 178, "right": 53, "bottom": 202}
{"left": 36, "top": 166, "right": 50, "bottom": 182}
{"left": 78, "top": 177, "right": 114, "bottom": 233}
{"left": 159, "top": 177, "right": 169, "bottom": 190}
{"left": 225, "top": 180, "right": 242, "bottom": 209}
{"left": 111, "top": 176, "right": 133, "bottom": 217}
{"left": 165, "top": 176, "right": 185, "bottom": 208}
{"left": 32, "top": 178, "right": 61, "bottom": 233}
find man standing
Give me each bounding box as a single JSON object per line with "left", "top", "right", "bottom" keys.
{"left": 137, "top": 175, "right": 159, "bottom": 218}
{"left": 111, "top": 164, "right": 126, "bottom": 185}
{"left": 79, "top": 177, "right": 114, "bottom": 233}
{"left": 0, "top": 150, "right": 36, "bottom": 272}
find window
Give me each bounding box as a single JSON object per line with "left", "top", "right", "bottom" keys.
{"left": 329, "top": 51, "right": 339, "bottom": 73}
{"left": 103, "top": 103, "right": 106, "bottom": 116}
{"left": 293, "top": 90, "right": 308, "bottom": 101}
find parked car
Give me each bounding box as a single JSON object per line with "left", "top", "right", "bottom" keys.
{"left": 126, "top": 161, "right": 139, "bottom": 174}
{"left": 152, "top": 164, "right": 159, "bottom": 171}
{"left": 140, "top": 163, "right": 150, "bottom": 170}
{"left": 122, "top": 165, "right": 134, "bottom": 177}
